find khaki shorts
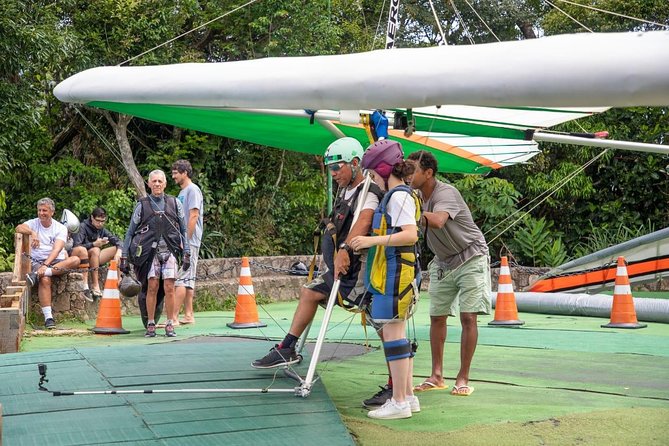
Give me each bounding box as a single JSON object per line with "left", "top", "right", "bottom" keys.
{"left": 175, "top": 246, "right": 199, "bottom": 289}
{"left": 428, "top": 254, "right": 491, "bottom": 317}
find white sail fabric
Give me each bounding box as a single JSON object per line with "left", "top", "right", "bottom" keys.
{"left": 54, "top": 32, "right": 669, "bottom": 109}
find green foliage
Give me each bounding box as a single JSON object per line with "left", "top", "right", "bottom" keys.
{"left": 1, "top": 0, "right": 668, "bottom": 274}
{"left": 573, "top": 220, "right": 656, "bottom": 259}
{"left": 511, "top": 217, "right": 568, "bottom": 267}
{"left": 193, "top": 289, "right": 272, "bottom": 312}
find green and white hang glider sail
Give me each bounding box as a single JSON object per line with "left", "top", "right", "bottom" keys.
{"left": 54, "top": 31, "right": 669, "bottom": 174}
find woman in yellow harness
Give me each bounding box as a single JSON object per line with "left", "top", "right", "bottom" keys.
{"left": 350, "top": 139, "right": 421, "bottom": 420}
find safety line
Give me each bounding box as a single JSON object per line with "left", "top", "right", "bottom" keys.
{"left": 119, "top": 0, "right": 263, "bottom": 66}
{"left": 555, "top": 0, "right": 669, "bottom": 29}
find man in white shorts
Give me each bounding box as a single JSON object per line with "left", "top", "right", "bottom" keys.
{"left": 120, "top": 170, "right": 190, "bottom": 338}
{"left": 16, "top": 198, "right": 81, "bottom": 329}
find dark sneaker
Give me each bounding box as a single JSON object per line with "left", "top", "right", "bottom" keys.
{"left": 251, "top": 344, "right": 300, "bottom": 369}
{"left": 145, "top": 323, "right": 156, "bottom": 338}
{"left": 26, "top": 272, "right": 38, "bottom": 287}
{"left": 83, "top": 289, "right": 94, "bottom": 303}
{"left": 165, "top": 323, "right": 176, "bottom": 337}
{"left": 363, "top": 384, "right": 393, "bottom": 408}
{"left": 45, "top": 318, "right": 56, "bottom": 329}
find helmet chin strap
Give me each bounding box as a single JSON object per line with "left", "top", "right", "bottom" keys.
{"left": 348, "top": 162, "right": 361, "bottom": 187}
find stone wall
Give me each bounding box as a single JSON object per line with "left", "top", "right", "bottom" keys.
{"left": 0, "top": 256, "right": 666, "bottom": 322}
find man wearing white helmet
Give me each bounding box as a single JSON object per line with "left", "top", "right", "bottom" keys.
{"left": 252, "top": 138, "right": 384, "bottom": 381}
{"left": 16, "top": 198, "right": 81, "bottom": 329}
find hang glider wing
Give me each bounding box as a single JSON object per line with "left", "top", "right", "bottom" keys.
{"left": 54, "top": 31, "right": 669, "bottom": 174}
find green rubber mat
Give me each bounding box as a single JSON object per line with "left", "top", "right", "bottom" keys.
{"left": 4, "top": 292, "right": 669, "bottom": 445}
{"left": 0, "top": 342, "right": 354, "bottom": 446}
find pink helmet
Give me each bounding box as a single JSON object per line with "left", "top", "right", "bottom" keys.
{"left": 361, "top": 139, "right": 404, "bottom": 179}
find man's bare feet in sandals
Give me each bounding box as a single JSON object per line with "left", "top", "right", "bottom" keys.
{"left": 413, "top": 379, "right": 447, "bottom": 392}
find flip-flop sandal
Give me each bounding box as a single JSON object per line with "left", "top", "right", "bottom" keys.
{"left": 451, "top": 385, "right": 475, "bottom": 396}
{"left": 413, "top": 381, "right": 447, "bottom": 392}
{"left": 179, "top": 319, "right": 195, "bottom": 325}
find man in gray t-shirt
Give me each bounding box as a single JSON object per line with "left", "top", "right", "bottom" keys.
{"left": 171, "top": 159, "right": 204, "bottom": 325}
{"left": 408, "top": 151, "right": 491, "bottom": 397}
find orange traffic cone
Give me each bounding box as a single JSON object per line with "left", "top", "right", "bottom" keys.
{"left": 227, "top": 257, "right": 267, "bottom": 329}
{"left": 92, "top": 260, "right": 129, "bottom": 334}
{"left": 601, "top": 257, "right": 647, "bottom": 329}
{"left": 489, "top": 256, "right": 524, "bottom": 326}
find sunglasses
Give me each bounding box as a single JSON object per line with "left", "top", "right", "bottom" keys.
{"left": 328, "top": 162, "right": 347, "bottom": 172}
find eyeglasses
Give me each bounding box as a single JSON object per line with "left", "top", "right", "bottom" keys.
{"left": 93, "top": 218, "right": 106, "bottom": 224}
{"left": 328, "top": 162, "right": 347, "bottom": 172}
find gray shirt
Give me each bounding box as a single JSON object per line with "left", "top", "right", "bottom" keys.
{"left": 423, "top": 180, "right": 488, "bottom": 270}
{"left": 178, "top": 182, "right": 204, "bottom": 248}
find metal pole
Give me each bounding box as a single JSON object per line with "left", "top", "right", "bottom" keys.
{"left": 300, "top": 278, "right": 341, "bottom": 396}
{"left": 533, "top": 131, "right": 669, "bottom": 155}
{"left": 298, "top": 173, "right": 373, "bottom": 396}
{"left": 50, "top": 388, "right": 298, "bottom": 396}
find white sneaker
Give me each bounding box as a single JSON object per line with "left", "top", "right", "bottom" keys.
{"left": 367, "top": 398, "right": 412, "bottom": 420}
{"left": 407, "top": 395, "right": 420, "bottom": 413}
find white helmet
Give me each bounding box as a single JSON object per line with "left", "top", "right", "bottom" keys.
{"left": 60, "top": 209, "right": 80, "bottom": 234}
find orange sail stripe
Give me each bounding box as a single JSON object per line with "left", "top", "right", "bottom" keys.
{"left": 529, "top": 257, "right": 669, "bottom": 292}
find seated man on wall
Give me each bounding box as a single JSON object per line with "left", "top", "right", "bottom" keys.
{"left": 72, "top": 207, "right": 122, "bottom": 301}
{"left": 16, "top": 197, "right": 81, "bottom": 329}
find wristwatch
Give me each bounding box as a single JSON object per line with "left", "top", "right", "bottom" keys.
{"left": 339, "top": 242, "right": 355, "bottom": 257}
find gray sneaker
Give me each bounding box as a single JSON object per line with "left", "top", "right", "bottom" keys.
{"left": 83, "top": 289, "right": 94, "bottom": 303}
{"left": 363, "top": 384, "right": 393, "bottom": 408}
{"left": 26, "top": 272, "right": 38, "bottom": 287}
{"left": 251, "top": 345, "right": 301, "bottom": 369}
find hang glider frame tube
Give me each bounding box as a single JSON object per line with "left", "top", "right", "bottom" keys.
{"left": 532, "top": 131, "right": 669, "bottom": 155}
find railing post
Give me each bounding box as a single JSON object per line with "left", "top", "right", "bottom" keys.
{"left": 12, "top": 232, "right": 31, "bottom": 285}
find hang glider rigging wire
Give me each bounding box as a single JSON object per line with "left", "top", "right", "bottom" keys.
{"left": 119, "top": 0, "right": 263, "bottom": 66}
{"left": 554, "top": 0, "right": 669, "bottom": 29}
{"left": 461, "top": 0, "right": 500, "bottom": 42}
{"left": 484, "top": 148, "right": 609, "bottom": 245}
{"left": 544, "top": 0, "right": 594, "bottom": 33}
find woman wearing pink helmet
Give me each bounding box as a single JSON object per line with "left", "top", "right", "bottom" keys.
{"left": 350, "top": 139, "right": 421, "bottom": 419}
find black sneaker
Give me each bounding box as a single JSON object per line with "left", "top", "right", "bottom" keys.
{"left": 363, "top": 384, "right": 393, "bottom": 408}
{"left": 251, "top": 344, "right": 301, "bottom": 369}
{"left": 83, "top": 289, "right": 94, "bottom": 303}
{"left": 45, "top": 318, "right": 56, "bottom": 329}
{"left": 26, "top": 272, "right": 38, "bottom": 287}
{"left": 145, "top": 323, "right": 156, "bottom": 338}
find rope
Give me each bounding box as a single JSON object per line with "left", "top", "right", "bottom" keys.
{"left": 554, "top": 0, "right": 669, "bottom": 29}
{"left": 544, "top": 0, "right": 594, "bottom": 33}
{"left": 448, "top": 0, "right": 475, "bottom": 44}
{"left": 428, "top": 0, "right": 447, "bottom": 44}
{"left": 461, "top": 0, "right": 500, "bottom": 42}
{"left": 485, "top": 149, "right": 609, "bottom": 244}
{"left": 371, "top": 0, "right": 389, "bottom": 50}
{"left": 119, "top": 0, "right": 263, "bottom": 66}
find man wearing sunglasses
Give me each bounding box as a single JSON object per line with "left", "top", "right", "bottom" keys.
{"left": 252, "top": 138, "right": 384, "bottom": 378}
{"left": 72, "top": 207, "right": 123, "bottom": 301}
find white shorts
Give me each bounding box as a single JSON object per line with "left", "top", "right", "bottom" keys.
{"left": 148, "top": 253, "right": 178, "bottom": 280}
